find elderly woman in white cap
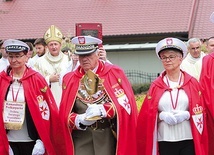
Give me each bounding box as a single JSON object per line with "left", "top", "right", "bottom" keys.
{"left": 0, "top": 39, "right": 59, "bottom": 155}
{"left": 136, "top": 38, "right": 208, "bottom": 155}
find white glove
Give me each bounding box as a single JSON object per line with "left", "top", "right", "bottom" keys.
{"left": 9, "top": 145, "right": 14, "bottom": 155}
{"left": 159, "top": 111, "right": 177, "bottom": 125}
{"left": 75, "top": 113, "right": 96, "bottom": 130}
{"left": 172, "top": 110, "right": 190, "bottom": 124}
{"left": 32, "top": 139, "right": 45, "bottom": 155}
{"left": 86, "top": 104, "right": 106, "bottom": 119}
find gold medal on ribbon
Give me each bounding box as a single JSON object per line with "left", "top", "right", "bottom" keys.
{"left": 80, "top": 70, "right": 104, "bottom": 120}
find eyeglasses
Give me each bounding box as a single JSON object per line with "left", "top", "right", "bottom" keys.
{"left": 160, "top": 55, "right": 178, "bottom": 62}
{"left": 8, "top": 54, "right": 25, "bottom": 60}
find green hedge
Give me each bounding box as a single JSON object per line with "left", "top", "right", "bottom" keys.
{"left": 132, "top": 83, "right": 151, "bottom": 95}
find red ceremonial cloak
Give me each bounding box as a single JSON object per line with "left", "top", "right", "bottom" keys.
{"left": 199, "top": 53, "right": 214, "bottom": 155}
{"left": 0, "top": 67, "right": 59, "bottom": 155}
{"left": 59, "top": 60, "right": 138, "bottom": 155}
{"left": 137, "top": 70, "right": 208, "bottom": 155}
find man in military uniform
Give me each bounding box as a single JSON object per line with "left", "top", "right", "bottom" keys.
{"left": 60, "top": 36, "right": 138, "bottom": 155}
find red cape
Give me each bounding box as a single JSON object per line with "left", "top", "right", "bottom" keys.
{"left": 0, "top": 67, "right": 59, "bottom": 155}
{"left": 137, "top": 70, "right": 208, "bottom": 155}
{"left": 199, "top": 53, "right": 214, "bottom": 155}
{"left": 59, "top": 61, "right": 138, "bottom": 155}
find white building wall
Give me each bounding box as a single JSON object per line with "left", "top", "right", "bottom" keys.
{"left": 107, "top": 50, "right": 164, "bottom": 74}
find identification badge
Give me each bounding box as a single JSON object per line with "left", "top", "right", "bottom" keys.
{"left": 3, "top": 101, "right": 26, "bottom": 130}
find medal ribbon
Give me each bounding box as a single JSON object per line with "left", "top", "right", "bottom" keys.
{"left": 12, "top": 83, "right": 21, "bottom": 102}
{"left": 10, "top": 68, "right": 27, "bottom": 102}
{"left": 166, "top": 72, "right": 182, "bottom": 109}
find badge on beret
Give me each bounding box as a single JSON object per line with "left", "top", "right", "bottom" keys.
{"left": 166, "top": 38, "right": 173, "bottom": 45}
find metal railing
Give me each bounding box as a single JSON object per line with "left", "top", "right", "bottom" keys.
{"left": 125, "top": 70, "right": 159, "bottom": 84}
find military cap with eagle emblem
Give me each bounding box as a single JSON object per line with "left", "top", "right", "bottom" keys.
{"left": 156, "top": 37, "right": 187, "bottom": 59}
{"left": 44, "top": 25, "right": 63, "bottom": 44}
{"left": 71, "top": 36, "right": 102, "bottom": 55}
{"left": 4, "top": 39, "right": 29, "bottom": 53}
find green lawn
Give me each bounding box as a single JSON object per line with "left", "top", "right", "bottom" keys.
{"left": 135, "top": 93, "right": 146, "bottom": 111}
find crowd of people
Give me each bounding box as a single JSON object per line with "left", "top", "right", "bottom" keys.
{"left": 0, "top": 23, "right": 214, "bottom": 155}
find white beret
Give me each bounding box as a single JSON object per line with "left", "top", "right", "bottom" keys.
{"left": 72, "top": 36, "right": 102, "bottom": 55}
{"left": 4, "top": 39, "right": 29, "bottom": 53}
{"left": 155, "top": 37, "right": 187, "bottom": 59}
